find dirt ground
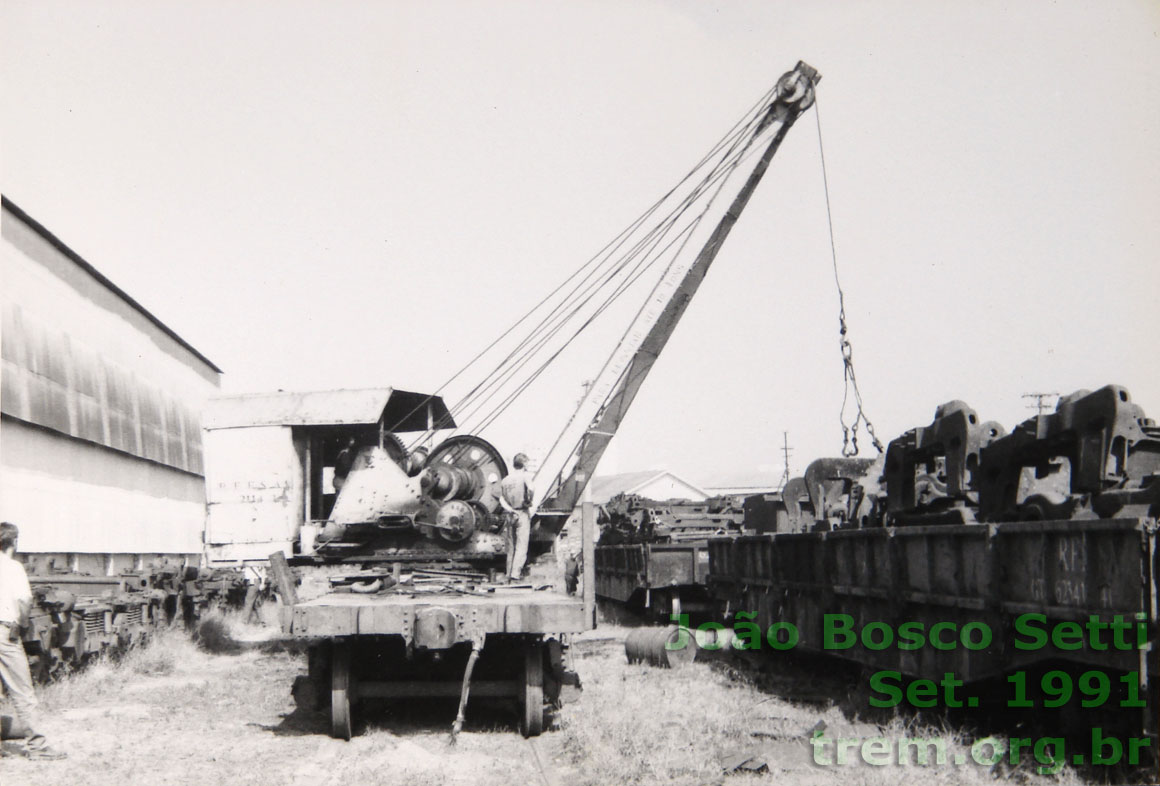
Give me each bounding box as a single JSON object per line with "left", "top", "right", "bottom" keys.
{"left": 0, "top": 611, "right": 1127, "bottom": 786}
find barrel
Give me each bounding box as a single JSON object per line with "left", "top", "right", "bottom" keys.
{"left": 624, "top": 625, "right": 697, "bottom": 668}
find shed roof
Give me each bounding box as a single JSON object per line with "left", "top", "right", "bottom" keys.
{"left": 2, "top": 195, "right": 222, "bottom": 374}
{"left": 589, "top": 470, "right": 708, "bottom": 503}
{"left": 202, "top": 387, "right": 454, "bottom": 432}
{"left": 699, "top": 470, "right": 782, "bottom": 495}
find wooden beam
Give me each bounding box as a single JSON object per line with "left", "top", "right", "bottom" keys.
{"left": 268, "top": 550, "right": 298, "bottom": 606}
{"left": 582, "top": 479, "right": 596, "bottom": 630}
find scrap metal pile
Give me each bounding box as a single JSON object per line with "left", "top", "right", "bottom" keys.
{"left": 598, "top": 384, "right": 1156, "bottom": 553}
{"left": 598, "top": 494, "right": 745, "bottom": 544}
{"left": 596, "top": 384, "right": 1159, "bottom": 634}
{"left": 20, "top": 565, "right": 248, "bottom": 683}
{"left": 319, "top": 565, "right": 537, "bottom": 597}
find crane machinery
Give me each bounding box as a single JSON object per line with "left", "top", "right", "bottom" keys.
{"left": 276, "top": 61, "right": 821, "bottom": 739}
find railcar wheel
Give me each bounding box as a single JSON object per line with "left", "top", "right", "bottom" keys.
{"left": 520, "top": 640, "right": 544, "bottom": 737}
{"left": 331, "top": 639, "right": 354, "bottom": 740}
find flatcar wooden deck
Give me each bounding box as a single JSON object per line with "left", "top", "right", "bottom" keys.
{"left": 284, "top": 585, "right": 587, "bottom": 639}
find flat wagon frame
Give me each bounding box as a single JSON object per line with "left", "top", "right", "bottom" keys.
{"left": 280, "top": 502, "right": 597, "bottom": 738}
{"left": 708, "top": 516, "right": 1158, "bottom": 738}
{"left": 594, "top": 541, "right": 713, "bottom": 620}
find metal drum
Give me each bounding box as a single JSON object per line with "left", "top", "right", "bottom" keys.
{"left": 624, "top": 625, "right": 696, "bottom": 668}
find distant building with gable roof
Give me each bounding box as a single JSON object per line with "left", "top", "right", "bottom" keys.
{"left": 588, "top": 470, "right": 708, "bottom": 504}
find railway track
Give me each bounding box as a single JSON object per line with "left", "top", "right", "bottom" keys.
{"left": 526, "top": 736, "right": 561, "bottom": 786}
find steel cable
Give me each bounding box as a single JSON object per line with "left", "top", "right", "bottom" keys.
{"left": 390, "top": 85, "right": 779, "bottom": 440}
{"left": 446, "top": 105, "right": 767, "bottom": 425}
{"left": 814, "top": 97, "right": 883, "bottom": 456}
{"left": 462, "top": 105, "right": 764, "bottom": 438}
{"left": 409, "top": 94, "right": 775, "bottom": 445}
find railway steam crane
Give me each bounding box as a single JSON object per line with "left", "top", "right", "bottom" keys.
{"left": 280, "top": 61, "right": 821, "bottom": 740}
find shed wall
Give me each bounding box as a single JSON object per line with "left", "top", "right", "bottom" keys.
{"left": 0, "top": 419, "right": 206, "bottom": 554}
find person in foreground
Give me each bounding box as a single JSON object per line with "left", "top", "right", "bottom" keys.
{"left": 0, "top": 521, "right": 66, "bottom": 760}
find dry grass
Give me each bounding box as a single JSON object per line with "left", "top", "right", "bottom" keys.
{"left": 31, "top": 626, "right": 209, "bottom": 711}
{"left": 556, "top": 628, "right": 1094, "bottom": 786}
{"left": 193, "top": 614, "right": 242, "bottom": 654}
{"left": 1, "top": 610, "right": 537, "bottom": 786}
{"left": 0, "top": 619, "right": 1133, "bottom": 785}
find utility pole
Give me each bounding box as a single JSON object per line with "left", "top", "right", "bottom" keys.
{"left": 779, "top": 432, "right": 793, "bottom": 490}
{"left": 1022, "top": 392, "right": 1059, "bottom": 417}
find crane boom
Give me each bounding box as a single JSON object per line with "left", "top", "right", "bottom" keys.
{"left": 535, "top": 61, "right": 821, "bottom": 515}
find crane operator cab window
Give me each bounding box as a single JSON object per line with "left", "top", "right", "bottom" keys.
{"left": 299, "top": 428, "right": 379, "bottom": 521}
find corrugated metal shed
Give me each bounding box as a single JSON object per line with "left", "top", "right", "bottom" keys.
{"left": 1, "top": 196, "right": 220, "bottom": 562}
{"left": 1, "top": 306, "right": 205, "bottom": 473}
{"left": 203, "top": 388, "right": 454, "bottom": 432}
{"left": 1, "top": 196, "right": 219, "bottom": 476}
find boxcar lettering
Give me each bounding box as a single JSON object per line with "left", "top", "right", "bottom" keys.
{"left": 1054, "top": 578, "right": 1086, "bottom": 605}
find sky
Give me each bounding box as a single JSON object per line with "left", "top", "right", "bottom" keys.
{"left": 3, "top": 1, "right": 1158, "bottom": 490}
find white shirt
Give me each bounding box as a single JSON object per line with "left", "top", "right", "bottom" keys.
{"left": 499, "top": 469, "right": 534, "bottom": 512}
{"left": 0, "top": 551, "right": 32, "bottom": 625}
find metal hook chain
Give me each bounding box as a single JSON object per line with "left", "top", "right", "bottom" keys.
{"left": 815, "top": 98, "right": 883, "bottom": 457}
{"left": 839, "top": 320, "right": 883, "bottom": 456}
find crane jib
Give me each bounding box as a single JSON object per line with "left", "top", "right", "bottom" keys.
{"left": 536, "top": 61, "right": 821, "bottom": 514}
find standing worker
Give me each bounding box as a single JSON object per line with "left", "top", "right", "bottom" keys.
{"left": 498, "top": 453, "right": 535, "bottom": 582}
{"left": 0, "top": 522, "right": 65, "bottom": 760}
{"left": 333, "top": 436, "right": 358, "bottom": 493}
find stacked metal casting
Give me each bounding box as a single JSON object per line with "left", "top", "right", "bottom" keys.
{"left": 762, "top": 384, "right": 1158, "bottom": 533}
{"left": 597, "top": 494, "right": 746, "bottom": 545}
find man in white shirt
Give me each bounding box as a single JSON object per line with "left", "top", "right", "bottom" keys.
{"left": 498, "top": 453, "right": 535, "bottom": 582}
{"left": 0, "top": 522, "right": 64, "bottom": 759}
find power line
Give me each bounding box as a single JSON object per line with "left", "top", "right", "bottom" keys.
{"left": 1023, "top": 392, "right": 1059, "bottom": 417}
{"left": 779, "top": 432, "right": 793, "bottom": 490}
